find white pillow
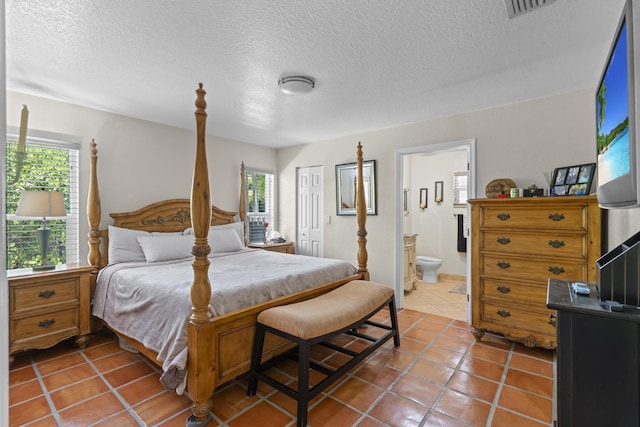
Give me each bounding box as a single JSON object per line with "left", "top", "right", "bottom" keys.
{"left": 108, "top": 226, "right": 150, "bottom": 264}
{"left": 211, "top": 227, "right": 245, "bottom": 254}
{"left": 183, "top": 221, "right": 245, "bottom": 245}
{"left": 137, "top": 234, "right": 194, "bottom": 263}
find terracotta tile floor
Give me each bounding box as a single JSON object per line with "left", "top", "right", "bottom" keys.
{"left": 404, "top": 276, "right": 468, "bottom": 321}
{"left": 9, "top": 309, "right": 555, "bottom": 426}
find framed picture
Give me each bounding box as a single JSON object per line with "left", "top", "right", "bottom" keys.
{"left": 336, "top": 160, "right": 377, "bottom": 215}
{"left": 550, "top": 163, "right": 596, "bottom": 196}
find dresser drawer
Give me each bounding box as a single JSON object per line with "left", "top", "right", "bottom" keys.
{"left": 481, "top": 278, "right": 548, "bottom": 303}
{"left": 11, "top": 278, "right": 79, "bottom": 313}
{"left": 480, "top": 302, "right": 556, "bottom": 335}
{"left": 482, "top": 254, "right": 586, "bottom": 282}
{"left": 481, "top": 230, "right": 587, "bottom": 258}
{"left": 11, "top": 307, "right": 79, "bottom": 344}
{"left": 480, "top": 206, "right": 588, "bottom": 230}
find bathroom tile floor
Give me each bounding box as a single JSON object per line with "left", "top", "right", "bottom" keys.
{"left": 9, "top": 308, "right": 555, "bottom": 426}
{"left": 404, "top": 276, "right": 468, "bottom": 321}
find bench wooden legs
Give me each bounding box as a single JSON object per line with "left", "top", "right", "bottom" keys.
{"left": 247, "top": 296, "right": 400, "bottom": 427}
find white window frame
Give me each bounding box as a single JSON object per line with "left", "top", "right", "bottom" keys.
{"left": 244, "top": 168, "right": 275, "bottom": 243}
{"left": 6, "top": 127, "right": 81, "bottom": 270}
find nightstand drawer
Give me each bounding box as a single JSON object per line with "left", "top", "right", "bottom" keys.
{"left": 11, "top": 307, "right": 79, "bottom": 344}
{"left": 11, "top": 278, "right": 79, "bottom": 313}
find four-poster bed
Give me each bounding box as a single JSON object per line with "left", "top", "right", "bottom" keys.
{"left": 86, "top": 84, "right": 371, "bottom": 425}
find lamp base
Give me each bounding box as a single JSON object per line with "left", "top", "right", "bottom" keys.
{"left": 33, "top": 264, "right": 56, "bottom": 271}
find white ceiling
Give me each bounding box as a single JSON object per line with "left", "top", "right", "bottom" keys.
{"left": 6, "top": 0, "right": 626, "bottom": 149}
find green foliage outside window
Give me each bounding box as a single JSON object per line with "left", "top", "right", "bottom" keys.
{"left": 6, "top": 140, "right": 71, "bottom": 269}
{"left": 247, "top": 172, "right": 266, "bottom": 212}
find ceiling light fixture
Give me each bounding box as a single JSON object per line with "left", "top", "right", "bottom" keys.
{"left": 278, "top": 75, "right": 315, "bottom": 95}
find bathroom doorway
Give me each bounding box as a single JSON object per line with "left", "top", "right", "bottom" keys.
{"left": 395, "top": 139, "right": 476, "bottom": 321}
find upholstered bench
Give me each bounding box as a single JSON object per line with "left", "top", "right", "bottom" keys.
{"left": 247, "top": 280, "right": 400, "bottom": 427}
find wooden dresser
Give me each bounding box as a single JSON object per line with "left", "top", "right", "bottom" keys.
{"left": 404, "top": 234, "right": 418, "bottom": 291}
{"left": 469, "top": 195, "right": 601, "bottom": 348}
{"left": 247, "top": 241, "right": 295, "bottom": 254}
{"left": 9, "top": 264, "right": 93, "bottom": 364}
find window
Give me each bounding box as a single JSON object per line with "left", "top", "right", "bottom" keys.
{"left": 453, "top": 172, "right": 468, "bottom": 207}
{"left": 245, "top": 169, "right": 275, "bottom": 243}
{"left": 5, "top": 131, "right": 80, "bottom": 270}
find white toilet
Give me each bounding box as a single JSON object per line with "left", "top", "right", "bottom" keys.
{"left": 416, "top": 255, "right": 443, "bottom": 283}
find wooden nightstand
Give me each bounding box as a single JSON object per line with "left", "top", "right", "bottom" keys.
{"left": 8, "top": 263, "right": 93, "bottom": 365}
{"left": 247, "top": 241, "right": 295, "bottom": 254}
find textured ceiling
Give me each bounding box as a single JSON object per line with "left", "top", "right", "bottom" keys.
{"left": 6, "top": 0, "right": 626, "bottom": 148}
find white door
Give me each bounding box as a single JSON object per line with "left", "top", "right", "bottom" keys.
{"left": 297, "top": 166, "right": 323, "bottom": 257}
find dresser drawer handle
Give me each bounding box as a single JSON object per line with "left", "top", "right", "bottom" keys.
{"left": 496, "top": 285, "right": 511, "bottom": 294}
{"left": 497, "top": 309, "right": 511, "bottom": 318}
{"left": 496, "top": 213, "right": 511, "bottom": 220}
{"left": 38, "top": 319, "right": 56, "bottom": 329}
{"left": 548, "top": 213, "right": 565, "bottom": 221}
{"left": 497, "top": 261, "right": 511, "bottom": 269}
{"left": 497, "top": 237, "right": 511, "bottom": 245}
{"left": 548, "top": 266, "right": 565, "bottom": 275}
{"left": 548, "top": 240, "right": 565, "bottom": 248}
{"left": 38, "top": 290, "right": 56, "bottom": 299}
{"left": 548, "top": 313, "right": 557, "bottom": 328}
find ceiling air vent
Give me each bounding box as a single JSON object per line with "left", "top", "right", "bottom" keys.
{"left": 504, "top": 0, "right": 556, "bottom": 19}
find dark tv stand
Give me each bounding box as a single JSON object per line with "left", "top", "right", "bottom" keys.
{"left": 547, "top": 279, "right": 640, "bottom": 427}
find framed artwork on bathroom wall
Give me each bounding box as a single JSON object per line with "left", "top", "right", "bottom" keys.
{"left": 435, "top": 181, "right": 443, "bottom": 204}
{"left": 419, "top": 188, "right": 428, "bottom": 209}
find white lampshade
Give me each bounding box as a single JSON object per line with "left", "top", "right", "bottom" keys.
{"left": 16, "top": 191, "right": 67, "bottom": 218}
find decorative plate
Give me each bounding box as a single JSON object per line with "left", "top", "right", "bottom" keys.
{"left": 485, "top": 178, "right": 516, "bottom": 198}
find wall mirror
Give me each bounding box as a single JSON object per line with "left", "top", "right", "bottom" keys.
{"left": 336, "top": 160, "right": 377, "bottom": 215}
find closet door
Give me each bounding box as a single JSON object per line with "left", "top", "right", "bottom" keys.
{"left": 296, "top": 166, "right": 323, "bottom": 257}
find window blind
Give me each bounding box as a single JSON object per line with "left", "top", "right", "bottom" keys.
{"left": 244, "top": 169, "right": 275, "bottom": 243}
{"left": 5, "top": 136, "right": 80, "bottom": 269}
{"left": 454, "top": 172, "right": 468, "bottom": 207}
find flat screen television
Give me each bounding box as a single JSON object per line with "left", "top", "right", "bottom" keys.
{"left": 596, "top": 0, "right": 640, "bottom": 209}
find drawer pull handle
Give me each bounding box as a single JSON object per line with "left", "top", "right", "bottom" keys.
{"left": 549, "top": 313, "right": 557, "bottom": 328}
{"left": 38, "top": 290, "right": 56, "bottom": 299}
{"left": 548, "top": 240, "right": 565, "bottom": 248}
{"left": 548, "top": 266, "right": 565, "bottom": 275}
{"left": 497, "top": 261, "right": 511, "bottom": 269}
{"left": 497, "top": 309, "right": 511, "bottom": 318}
{"left": 548, "top": 213, "right": 565, "bottom": 221}
{"left": 496, "top": 213, "right": 511, "bottom": 220}
{"left": 497, "top": 237, "right": 511, "bottom": 245}
{"left": 38, "top": 319, "right": 56, "bottom": 329}
{"left": 496, "top": 285, "right": 511, "bottom": 294}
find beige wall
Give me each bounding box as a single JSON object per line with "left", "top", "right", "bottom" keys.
{"left": 7, "top": 88, "right": 640, "bottom": 288}
{"left": 6, "top": 90, "right": 277, "bottom": 264}
{"left": 278, "top": 88, "right": 640, "bottom": 287}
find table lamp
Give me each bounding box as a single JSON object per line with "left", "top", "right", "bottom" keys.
{"left": 15, "top": 191, "right": 67, "bottom": 270}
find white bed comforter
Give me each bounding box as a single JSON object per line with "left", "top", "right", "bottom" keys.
{"left": 92, "top": 249, "right": 357, "bottom": 392}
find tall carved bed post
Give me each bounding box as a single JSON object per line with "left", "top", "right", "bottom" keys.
{"left": 239, "top": 161, "right": 247, "bottom": 242}
{"left": 356, "top": 142, "right": 370, "bottom": 281}
{"left": 187, "top": 83, "right": 215, "bottom": 426}
{"left": 87, "top": 139, "right": 101, "bottom": 274}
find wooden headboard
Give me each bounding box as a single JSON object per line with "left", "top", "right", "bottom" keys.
{"left": 110, "top": 198, "right": 237, "bottom": 232}
{"left": 89, "top": 199, "right": 238, "bottom": 269}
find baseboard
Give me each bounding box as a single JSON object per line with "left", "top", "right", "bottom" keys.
{"left": 438, "top": 273, "right": 466, "bottom": 282}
